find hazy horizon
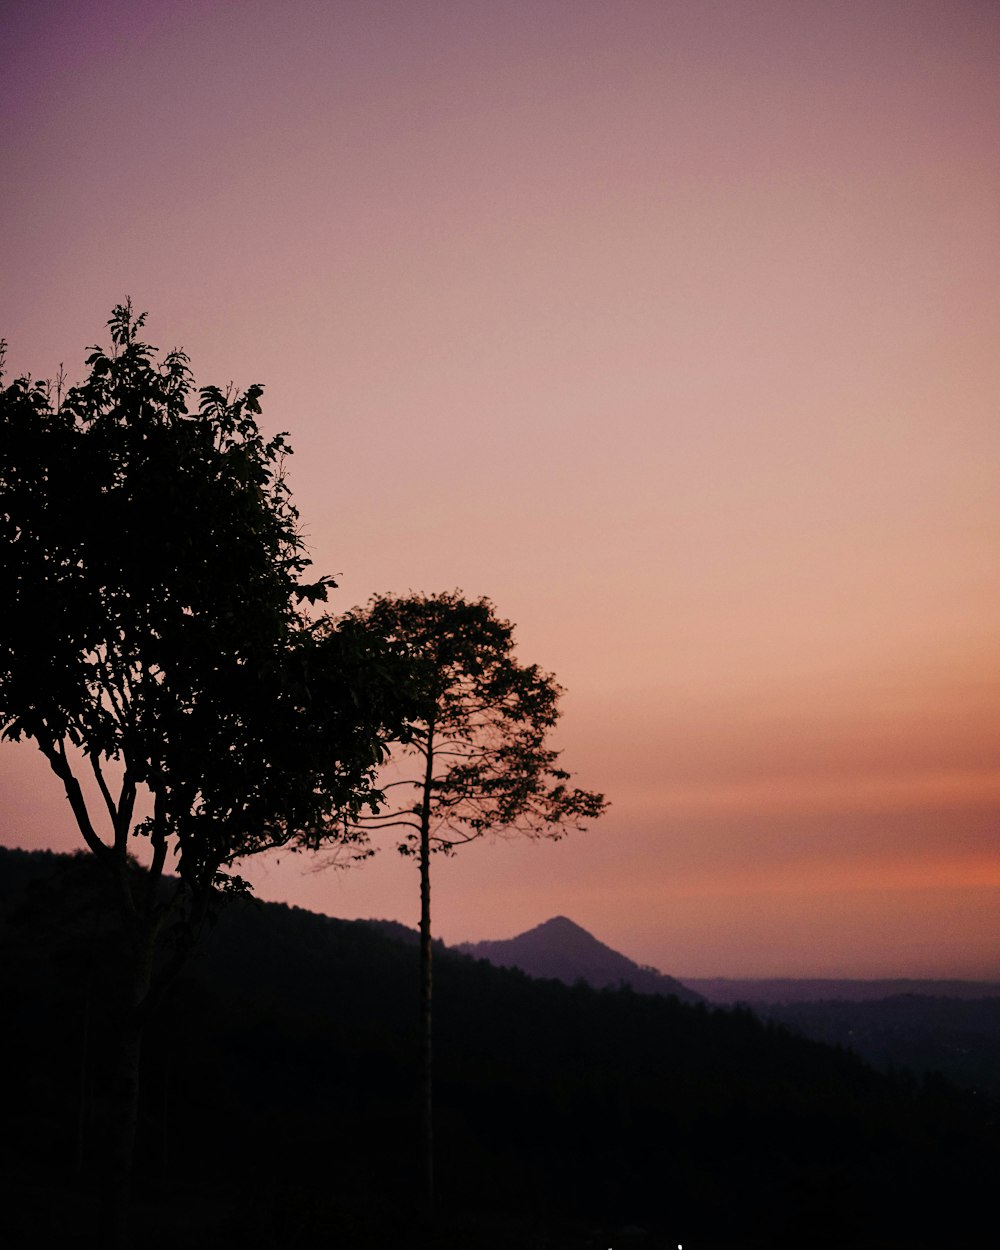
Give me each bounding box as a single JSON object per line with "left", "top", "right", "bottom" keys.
{"left": 2, "top": 0, "right": 998, "bottom": 980}
{"left": 3, "top": 832, "right": 997, "bottom": 983}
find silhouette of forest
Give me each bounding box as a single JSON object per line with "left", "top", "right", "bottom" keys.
{"left": 2, "top": 847, "right": 996, "bottom": 1249}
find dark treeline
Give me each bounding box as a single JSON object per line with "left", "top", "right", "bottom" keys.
{"left": 2, "top": 847, "right": 996, "bottom": 1250}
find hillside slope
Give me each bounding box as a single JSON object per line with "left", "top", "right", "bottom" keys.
{"left": 1, "top": 846, "right": 997, "bottom": 1249}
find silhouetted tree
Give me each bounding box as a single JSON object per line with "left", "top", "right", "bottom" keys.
{"left": 0, "top": 307, "right": 395, "bottom": 1244}
{"left": 325, "top": 591, "right": 608, "bottom": 1220}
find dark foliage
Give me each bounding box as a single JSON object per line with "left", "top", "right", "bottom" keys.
{"left": 329, "top": 590, "right": 607, "bottom": 854}
{"left": 0, "top": 307, "right": 389, "bottom": 913}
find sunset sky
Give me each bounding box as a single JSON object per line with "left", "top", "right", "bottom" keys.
{"left": 2, "top": 0, "right": 998, "bottom": 978}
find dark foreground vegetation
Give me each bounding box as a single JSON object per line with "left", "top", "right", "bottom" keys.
{"left": 2, "top": 848, "right": 997, "bottom": 1250}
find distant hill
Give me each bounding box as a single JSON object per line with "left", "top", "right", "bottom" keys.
{"left": 687, "top": 977, "right": 1000, "bottom": 1003}
{"left": 457, "top": 915, "right": 705, "bottom": 1004}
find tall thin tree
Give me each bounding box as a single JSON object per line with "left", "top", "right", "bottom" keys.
{"left": 324, "top": 591, "right": 607, "bottom": 1221}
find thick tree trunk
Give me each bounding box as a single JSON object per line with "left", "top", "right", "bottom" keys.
{"left": 96, "top": 923, "right": 155, "bottom": 1250}
{"left": 106, "top": 1007, "right": 143, "bottom": 1250}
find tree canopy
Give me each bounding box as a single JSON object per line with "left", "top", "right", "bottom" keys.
{"left": 1, "top": 304, "right": 389, "bottom": 915}
{"left": 335, "top": 590, "right": 607, "bottom": 856}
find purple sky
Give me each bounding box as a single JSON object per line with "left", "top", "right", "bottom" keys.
{"left": 2, "top": 0, "right": 999, "bottom": 977}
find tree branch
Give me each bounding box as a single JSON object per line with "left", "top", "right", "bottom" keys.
{"left": 39, "top": 736, "right": 111, "bottom": 860}
{"left": 349, "top": 816, "right": 422, "bottom": 833}
{"left": 88, "top": 751, "right": 119, "bottom": 831}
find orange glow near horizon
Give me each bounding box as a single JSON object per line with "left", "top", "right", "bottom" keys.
{"left": 2, "top": 0, "right": 998, "bottom": 978}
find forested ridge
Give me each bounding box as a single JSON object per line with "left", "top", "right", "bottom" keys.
{"left": 2, "top": 847, "right": 996, "bottom": 1249}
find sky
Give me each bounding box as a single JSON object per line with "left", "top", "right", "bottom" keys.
{"left": 2, "top": 0, "right": 998, "bottom": 978}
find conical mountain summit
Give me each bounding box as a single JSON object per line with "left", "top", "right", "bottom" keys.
{"left": 457, "top": 915, "right": 705, "bottom": 1004}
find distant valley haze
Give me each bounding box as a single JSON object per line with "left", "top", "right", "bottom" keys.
{"left": 457, "top": 913, "right": 1000, "bottom": 1004}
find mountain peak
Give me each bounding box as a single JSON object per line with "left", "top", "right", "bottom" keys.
{"left": 528, "top": 915, "right": 591, "bottom": 937}
{"left": 457, "top": 916, "right": 704, "bottom": 1004}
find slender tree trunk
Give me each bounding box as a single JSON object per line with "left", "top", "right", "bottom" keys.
{"left": 418, "top": 722, "right": 436, "bottom": 1227}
